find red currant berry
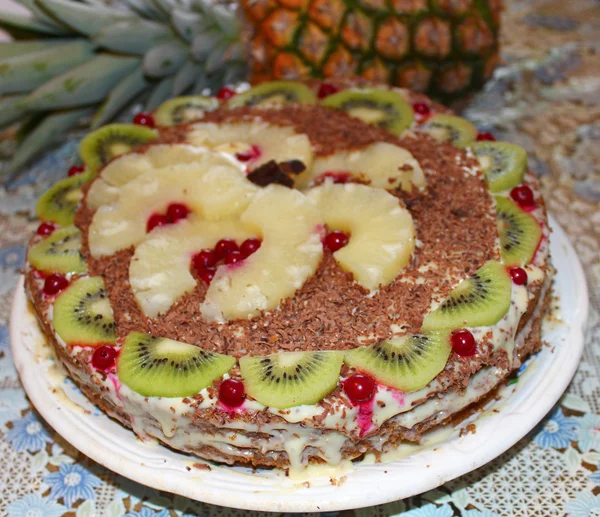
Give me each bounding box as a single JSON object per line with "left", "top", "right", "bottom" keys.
{"left": 509, "top": 267, "right": 528, "bottom": 285}
{"left": 317, "top": 83, "right": 340, "bottom": 99}
{"left": 146, "top": 213, "right": 169, "bottom": 232}
{"left": 43, "top": 274, "right": 68, "bottom": 296}
{"left": 91, "top": 345, "right": 117, "bottom": 371}
{"left": 344, "top": 374, "right": 376, "bottom": 405}
{"left": 235, "top": 144, "right": 261, "bottom": 162}
{"left": 412, "top": 102, "right": 430, "bottom": 117}
{"left": 510, "top": 185, "right": 535, "bottom": 208}
{"left": 166, "top": 203, "right": 190, "bottom": 223}
{"left": 198, "top": 265, "right": 216, "bottom": 284}
{"left": 219, "top": 378, "right": 245, "bottom": 408}
{"left": 133, "top": 112, "right": 155, "bottom": 128}
{"left": 325, "top": 231, "right": 350, "bottom": 252}
{"left": 67, "top": 165, "right": 85, "bottom": 177}
{"left": 240, "top": 238, "right": 261, "bottom": 258}
{"left": 36, "top": 222, "right": 56, "bottom": 236}
{"left": 224, "top": 250, "right": 243, "bottom": 265}
{"left": 322, "top": 171, "right": 351, "bottom": 184}
{"left": 451, "top": 329, "right": 477, "bottom": 357}
{"left": 193, "top": 249, "right": 217, "bottom": 270}
{"left": 215, "top": 239, "right": 238, "bottom": 260}
{"left": 216, "top": 87, "right": 236, "bottom": 101}
{"left": 476, "top": 131, "right": 495, "bottom": 141}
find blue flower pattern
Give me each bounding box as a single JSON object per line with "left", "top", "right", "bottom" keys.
{"left": 125, "top": 508, "right": 171, "bottom": 517}
{"left": 6, "top": 494, "right": 66, "bottom": 517}
{"left": 0, "top": 324, "right": 9, "bottom": 350}
{"left": 0, "top": 245, "right": 26, "bottom": 270}
{"left": 534, "top": 408, "right": 579, "bottom": 449}
{"left": 7, "top": 411, "right": 52, "bottom": 452}
{"left": 566, "top": 492, "right": 600, "bottom": 517}
{"left": 401, "top": 504, "right": 453, "bottom": 517}
{"left": 44, "top": 463, "right": 101, "bottom": 508}
{"left": 589, "top": 465, "right": 600, "bottom": 485}
{"left": 576, "top": 413, "right": 600, "bottom": 453}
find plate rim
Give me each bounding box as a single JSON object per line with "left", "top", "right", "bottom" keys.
{"left": 10, "top": 215, "right": 589, "bottom": 513}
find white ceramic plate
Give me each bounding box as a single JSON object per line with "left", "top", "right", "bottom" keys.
{"left": 11, "top": 216, "right": 588, "bottom": 513}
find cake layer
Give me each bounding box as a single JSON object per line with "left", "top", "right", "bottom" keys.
{"left": 25, "top": 261, "right": 551, "bottom": 469}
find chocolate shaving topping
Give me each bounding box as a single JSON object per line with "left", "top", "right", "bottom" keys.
{"left": 247, "top": 159, "right": 306, "bottom": 188}
{"left": 77, "top": 102, "right": 502, "bottom": 359}
{"left": 280, "top": 159, "right": 306, "bottom": 175}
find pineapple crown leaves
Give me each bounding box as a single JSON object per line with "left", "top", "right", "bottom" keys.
{"left": 0, "top": 0, "right": 246, "bottom": 185}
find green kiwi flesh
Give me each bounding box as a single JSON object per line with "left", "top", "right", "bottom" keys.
{"left": 154, "top": 96, "right": 219, "bottom": 126}
{"left": 496, "top": 196, "right": 542, "bottom": 266}
{"left": 322, "top": 88, "right": 413, "bottom": 135}
{"left": 421, "top": 114, "right": 477, "bottom": 147}
{"left": 53, "top": 276, "right": 116, "bottom": 347}
{"left": 345, "top": 331, "right": 451, "bottom": 392}
{"left": 227, "top": 81, "right": 317, "bottom": 108}
{"left": 35, "top": 172, "right": 92, "bottom": 226}
{"left": 28, "top": 226, "right": 87, "bottom": 274}
{"left": 79, "top": 123, "right": 157, "bottom": 173}
{"left": 117, "top": 332, "right": 235, "bottom": 397}
{"left": 239, "top": 351, "right": 344, "bottom": 409}
{"left": 422, "top": 261, "right": 512, "bottom": 331}
{"left": 472, "top": 142, "right": 527, "bottom": 193}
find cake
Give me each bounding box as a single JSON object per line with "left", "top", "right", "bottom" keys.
{"left": 23, "top": 79, "right": 552, "bottom": 473}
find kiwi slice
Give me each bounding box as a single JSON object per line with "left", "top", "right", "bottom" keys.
{"left": 422, "top": 261, "right": 512, "bottom": 331}
{"left": 345, "top": 331, "right": 451, "bottom": 392}
{"left": 227, "top": 81, "right": 317, "bottom": 108}
{"left": 421, "top": 114, "right": 477, "bottom": 148}
{"left": 239, "top": 351, "right": 344, "bottom": 409}
{"left": 117, "top": 332, "right": 235, "bottom": 398}
{"left": 53, "top": 276, "right": 116, "bottom": 347}
{"left": 28, "top": 226, "right": 87, "bottom": 274}
{"left": 79, "top": 123, "right": 158, "bottom": 174}
{"left": 321, "top": 88, "right": 414, "bottom": 135}
{"left": 154, "top": 96, "right": 219, "bottom": 126}
{"left": 496, "top": 196, "right": 542, "bottom": 266}
{"left": 35, "top": 172, "right": 92, "bottom": 226}
{"left": 472, "top": 142, "right": 527, "bottom": 193}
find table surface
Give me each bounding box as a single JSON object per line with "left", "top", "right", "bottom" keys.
{"left": 0, "top": 0, "right": 599, "bottom": 515}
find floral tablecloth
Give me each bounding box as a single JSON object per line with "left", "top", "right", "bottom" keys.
{"left": 0, "top": 0, "right": 599, "bottom": 515}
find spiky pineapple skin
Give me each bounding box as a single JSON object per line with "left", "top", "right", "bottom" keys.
{"left": 242, "top": 0, "right": 502, "bottom": 98}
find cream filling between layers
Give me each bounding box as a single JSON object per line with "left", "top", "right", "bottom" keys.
{"left": 36, "top": 259, "right": 549, "bottom": 472}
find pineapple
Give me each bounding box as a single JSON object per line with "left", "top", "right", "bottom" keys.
{"left": 87, "top": 144, "right": 211, "bottom": 209}
{"left": 88, "top": 152, "right": 257, "bottom": 257}
{"left": 307, "top": 181, "right": 415, "bottom": 291}
{"left": 244, "top": 0, "right": 500, "bottom": 96}
{"left": 186, "top": 120, "right": 313, "bottom": 171}
{"left": 302, "top": 141, "right": 425, "bottom": 190}
{"left": 130, "top": 218, "right": 255, "bottom": 318}
{"left": 0, "top": 0, "right": 501, "bottom": 182}
{"left": 201, "top": 184, "right": 323, "bottom": 322}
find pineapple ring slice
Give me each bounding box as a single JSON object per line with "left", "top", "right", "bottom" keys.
{"left": 87, "top": 145, "right": 213, "bottom": 209}
{"left": 298, "top": 142, "right": 426, "bottom": 191}
{"left": 88, "top": 152, "right": 258, "bottom": 257}
{"left": 201, "top": 185, "right": 324, "bottom": 323}
{"left": 130, "top": 217, "right": 256, "bottom": 318}
{"left": 186, "top": 121, "right": 313, "bottom": 173}
{"left": 307, "top": 182, "right": 415, "bottom": 291}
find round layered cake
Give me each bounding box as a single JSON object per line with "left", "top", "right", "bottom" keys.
{"left": 24, "top": 79, "right": 552, "bottom": 472}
